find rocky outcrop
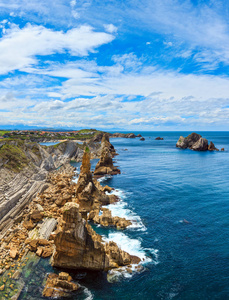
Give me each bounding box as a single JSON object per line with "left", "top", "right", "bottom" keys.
{"left": 155, "top": 137, "right": 164, "bottom": 140}
{"left": 74, "top": 148, "right": 113, "bottom": 214}
{"left": 88, "top": 208, "right": 132, "bottom": 230}
{"left": 52, "top": 202, "right": 134, "bottom": 271}
{"left": 111, "top": 133, "right": 137, "bottom": 138}
{"left": 208, "top": 141, "right": 219, "bottom": 151}
{"left": 43, "top": 272, "right": 79, "bottom": 298}
{"left": 140, "top": 137, "right": 145, "bottom": 141}
{"left": 94, "top": 134, "right": 120, "bottom": 177}
{"left": 0, "top": 139, "right": 100, "bottom": 235}
{"left": 176, "top": 133, "right": 218, "bottom": 151}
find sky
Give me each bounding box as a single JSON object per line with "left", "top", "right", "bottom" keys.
{"left": 0, "top": 0, "right": 229, "bottom": 131}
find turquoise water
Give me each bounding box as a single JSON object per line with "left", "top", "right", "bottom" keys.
{"left": 20, "top": 132, "right": 229, "bottom": 299}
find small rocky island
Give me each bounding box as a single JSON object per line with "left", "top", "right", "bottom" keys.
{"left": 176, "top": 133, "right": 221, "bottom": 151}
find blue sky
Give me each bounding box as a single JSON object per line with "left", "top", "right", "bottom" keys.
{"left": 0, "top": 0, "right": 229, "bottom": 130}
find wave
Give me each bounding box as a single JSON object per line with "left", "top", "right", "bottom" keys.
{"left": 104, "top": 231, "right": 159, "bottom": 282}
{"left": 106, "top": 189, "right": 146, "bottom": 232}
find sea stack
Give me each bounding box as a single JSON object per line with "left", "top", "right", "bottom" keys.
{"left": 94, "top": 133, "right": 120, "bottom": 177}
{"left": 176, "top": 133, "right": 217, "bottom": 151}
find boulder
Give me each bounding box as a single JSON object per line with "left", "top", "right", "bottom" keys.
{"left": 140, "top": 137, "right": 145, "bottom": 141}
{"left": 221, "top": 148, "right": 225, "bottom": 151}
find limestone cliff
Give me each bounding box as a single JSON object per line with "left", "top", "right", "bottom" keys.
{"left": 0, "top": 140, "right": 97, "bottom": 235}
{"left": 52, "top": 202, "right": 133, "bottom": 270}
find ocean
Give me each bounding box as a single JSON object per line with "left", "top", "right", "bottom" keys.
{"left": 19, "top": 132, "right": 229, "bottom": 300}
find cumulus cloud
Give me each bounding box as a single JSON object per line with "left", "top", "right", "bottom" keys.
{"left": 0, "top": 23, "right": 115, "bottom": 74}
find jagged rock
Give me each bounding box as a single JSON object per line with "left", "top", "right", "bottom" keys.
{"left": 136, "top": 134, "right": 142, "bottom": 137}
{"left": 89, "top": 208, "right": 132, "bottom": 230}
{"left": 94, "top": 134, "right": 120, "bottom": 177}
{"left": 75, "top": 149, "right": 112, "bottom": 213}
{"left": 155, "top": 137, "right": 164, "bottom": 140}
{"left": 9, "top": 246, "right": 18, "bottom": 259}
{"left": 140, "top": 137, "right": 145, "bottom": 141}
{"left": 52, "top": 202, "right": 135, "bottom": 270}
{"left": 23, "top": 219, "right": 36, "bottom": 230}
{"left": 208, "top": 141, "right": 219, "bottom": 151}
{"left": 176, "top": 133, "right": 214, "bottom": 151}
{"left": 192, "top": 138, "right": 208, "bottom": 151}
{"left": 30, "top": 210, "right": 43, "bottom": 222}
{"left": 43, "top": 273, "right": 79, "bottom": 298}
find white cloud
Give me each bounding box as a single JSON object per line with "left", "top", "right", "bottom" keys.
{"left": 0, "top": 23, "right": 115, "bottom": 74}
{"left": 70, "top": 0, "right": 76, "bottom": 8}
{"left": 104, "top": 24, "right": 118, "bottom": 34}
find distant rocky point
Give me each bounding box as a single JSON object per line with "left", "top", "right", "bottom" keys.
{"left": 110, "top": 133, "right": 141, "bottom": 138}
{"left": 176, "top": 133, "right": 220, "bottom": 151}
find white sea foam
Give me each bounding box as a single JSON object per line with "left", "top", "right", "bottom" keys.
{"left": 83, "top": 286, "right": 94, "bottom": 300}
{"left": 97, "top": 175, "right": 112, "bottom": 183}
{"left": 105, "top": 232, "right": 159, "bottom": 282}
{"left": 103, "top": 232, "right": 158, "bottom": 265}
{"left": 106, "top": 189, "right": 146, "bottom": 232}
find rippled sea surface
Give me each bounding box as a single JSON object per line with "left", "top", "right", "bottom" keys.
{"left": 20, "top": 132, "right": 229, "bottom": 300}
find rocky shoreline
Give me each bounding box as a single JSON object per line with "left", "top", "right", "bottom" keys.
{"left": 0, "top": 134, "right": 142, "bottom": 298}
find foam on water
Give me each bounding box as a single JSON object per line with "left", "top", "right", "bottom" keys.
{"left": 83, "top": 286, "right": 94, "bottom": 300}
{"left": 97, "top": 175, "right": 112, "bottom": 183}
{"left": 103, "top": 232, "right": 158, "bottom": 265}
{"left": 106, "top": 189, "right": 146, "bottom": 231}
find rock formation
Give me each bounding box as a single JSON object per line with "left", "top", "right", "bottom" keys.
{"left": 74, "top": 148, "right": 113, "bottom": 214}
{"left": 43, "top": 272, "right": 79, "bottom": 298}
{"left": 88, "top": 208, "right": 132, "bottom": 230}
{"left": 155, "top": 137, "right": 164, "bottom": 140}
{"left": 176, "top": 133, "right": 218, "bottom": 151}
{"left": 208, "top": 141, "right": 219, "bottom": 151}
{"left": 140, "top": 137, "right": 145, "bottom": 141}
{"left": 111, "top": 133, "right": 137, "bottom": 138}
{"left": 94, "top": 134, "right": 120, "bottom": 177}
{"left": 52, "top": 202, "right": 134, "bottom": 271}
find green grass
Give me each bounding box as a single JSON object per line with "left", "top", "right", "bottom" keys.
{"left": 0, "top": 143, "right": 29, "bottom": 172}
{"left": 0, "top": 130, "right": 10, "bottom": 136}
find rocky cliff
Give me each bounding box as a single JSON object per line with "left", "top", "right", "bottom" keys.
{"left": 0, "top": 140, "right": 97, "bottom": 235}
{"left": 52, "top": 202, "right": 133, "bottom": 271}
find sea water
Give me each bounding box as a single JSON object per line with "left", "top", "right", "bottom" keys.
{"left": 19, "top": 132, "right": 229, "bottom": 300}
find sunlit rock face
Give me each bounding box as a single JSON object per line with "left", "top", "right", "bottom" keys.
{"left": 52, "top": 202, "right": 133, "bottom": 271}
{"left": 94, "top": 134, "right": 120, "bottom": 177}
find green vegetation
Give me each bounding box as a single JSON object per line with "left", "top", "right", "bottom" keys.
{"left": 0, "top": 130, "right": 10, "bottom": 136}
{"left": 0, "top": 143, "right": 29, "bottom": 172}
{"left": 85, "top": 146, "right": 90, "bottom": 153}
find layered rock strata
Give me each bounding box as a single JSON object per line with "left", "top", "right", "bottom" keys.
{"left": 0, "top": 140, "right": 100, "bottom": 235}
{"left": 43, "top": 272, "right": 79, "bottom": 298}
{"left": 52, "top": 202, "right": 133, "bottom": 270}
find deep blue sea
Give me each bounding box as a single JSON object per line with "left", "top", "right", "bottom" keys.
{"left": 20, "top": 132, "right": 229, "bottom": 300}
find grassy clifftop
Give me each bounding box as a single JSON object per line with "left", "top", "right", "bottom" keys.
{"left": 0, "top": 141, "right": 29, "bottom": 172}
